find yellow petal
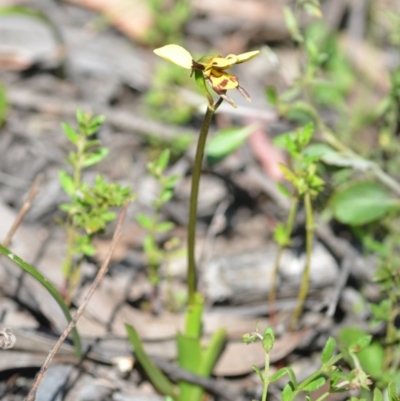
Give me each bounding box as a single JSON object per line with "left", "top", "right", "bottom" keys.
{"left": 234, "top": 50, "right": 260, "bottom": 64}
{"left": 153, "top": 44, "right": 193, "bottom": 69}
{"left": 208, "top": 55, "right": 237, "bottom": 70}
{"left": 204, "top": 67, "right": 224, "bottom": 78}
{"left": 209, "top": 73, "right": 239, "bottom": 91}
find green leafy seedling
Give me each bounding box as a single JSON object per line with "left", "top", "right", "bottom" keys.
{"left": 59, "top": 110, "right": 134, "bottom": 304}
{"left": 136, "top": 149, "right": 181, "bottom": 290}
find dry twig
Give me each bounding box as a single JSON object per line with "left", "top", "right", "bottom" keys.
{"left": 25, "top": 201, "right": 130, "bottom": 401}
{"left": 2, "top": 175, "right": 42, "bottom": 247}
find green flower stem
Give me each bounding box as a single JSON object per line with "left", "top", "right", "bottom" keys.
{"left": 63, "top": 133, "right": 86, "bottom": 303}
{"left": 290, "top": 191, "right": 314, "bottom": 330}
{"left": 314, "top": 393, "right": 331, "bottom": 401}
{"left": 269, "top": 196, "right": 299, "bottom": 321}
{"left": 261, "top": 350, "right": 271, "bottom": 401}
{"left": 187, "top": 99, "right": 222, "bottom": 306}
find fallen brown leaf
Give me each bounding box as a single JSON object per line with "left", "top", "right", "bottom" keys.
{"left": 65, "top": 0, "right": 153, "bottom": 41}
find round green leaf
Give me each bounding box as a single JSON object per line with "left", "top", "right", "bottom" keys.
{"left": 330, "top": 182, "right": 399, "bottom": 225}
{"left": 205, "top": 125, "right": 256, "bottom": 165}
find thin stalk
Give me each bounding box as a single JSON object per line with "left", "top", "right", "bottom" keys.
{"left": 62, "top": 223, "right": 76, "bottom": 304}
{"left": 290, "top": 191, "right": 314, "bottom": 330}
{"left": 261, "top": 351, "right": 270, "bottom": 401}
{"left": 288, "top": 100, "right": 400, "bottom": 197}
{"left": 295, "top": 353, "right": 343, "bottom": 395}
{"left": 63, "top": 135, "right": 86, "bottom": 303}
{"left": 187, "top": 99, "right": 222, "bottom": 306}
{"left": 269, "top": 196, "right": 299, "bottom": 323}
{"left": 314, "top": 393, "right": 331, "bottom": 401}
{"left": 318, "top": 121, "right": 400, "bottom": 197}
{"left": 384, "top": 298, "right": 400, "bottom": 369}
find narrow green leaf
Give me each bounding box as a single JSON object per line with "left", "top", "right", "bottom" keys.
{"left": 199, "top": 327, "right": 226, "bottom": 377}
{"left": 252, "top": 365, "right": 264, "bottom": 383}
{"left": 298, "top": 122, "right": 314, "bottom": 147}
{"left": 143, "top": 234, "right": 156, "bottom": 253}
{"left": 321, "top": 337, "right": 336, "bottom": 363}
{"left": 62, "top": 122, "right": 79, "bottom": 144}
{"left": 160, "top": 189, "right": 174, "bottom": 203}
{"left": 266, "top": 86, "right": 278, "bottom": 106}
{"left": 184, "top": 293, "right": 204, "bottom": 337}
{"left": 303, "top": 3, "right": 322, "bottom": 18}
{"left": 286, "top": 368, "right": 297, "bottom": 388}
{"left": 157, "top": 149, "right": 170, "bottom": 172}
{"left": 276, "top": 183, "right": 291, "bottom": 198}
{"left": 388, "top": 382, "right": 400, "bottom": 401}
{"left": 81, "top": 243, "right": 96, "bottom": 256}
{"left": 302, "top": 376, "right": 326, "bottom": 392}
{"left": 125, "top": 324, "right": 177, "bottom": 398}
{"left": 0, "top": 244, "right": 81, "bottom": 357}
{"left": 165, "top": 174, "right": 180, "bottom": 189}
{"left": 136, "top": 213, "right": 154, "bottom": 230}
{"left": 82, "top": 148, "right": 109, "bottom": 167}
{"left": 373, "top": 387, "right": 384, "bottom": 401}
{"left": 156, "top": 221, "right": 175, "bottom": 233}
{"left": 270, "top": 367, "right": 289, "bottom": 383}
{"left": 330, "top": 182, "right": 399, "bottom": 225}
{"left": 205, "top": 125, "right": 256, "bottom": 166}
{"left": 303, "top": 143, "right": 335, "bottom": 158}
{"left": 281, "top": 382, "right": 295, "bottom": 401}
{"left": 177, "top": 325, "right": 226, "bottom": 401}
{"left": 194, "top": 69, "right": 214, "bottom": 107}
{"left": 0, "top": 82, "right": 8, "bottom": 127}
{"left": 88, "top": 114, "right": 105, "bottom": 128}
{"left": 59, "top": 169, "right": 75, "bottom": 196}
{"left": 283, "top": 6, "right": 303, "bottom": 42}
{"left": 177, "top": 331, "right": 203, "bottom": 401}
{"left": 274, "top": 223, "right": 289, "bottom": 246}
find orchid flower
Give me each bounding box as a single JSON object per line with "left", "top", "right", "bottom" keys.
{"left": 154, "top": 44, "right": 260, "bottom": 108}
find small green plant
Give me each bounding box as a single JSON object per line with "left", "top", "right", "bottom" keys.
{"left": 59, "top": 110, "right": 134, "bottom": 304}
{"left": 265, "top": 1, "right": 400, "bottom": 394}
{"left": 136, "top": 149, "right": 181, "bottom": 295}
{"left": 332, "top": 230, "right": 400, "bottom": 390}
{"left": 269, "top": 123, "right": 324, "bottom": 328}
{"left": 242, "top": 325, "right": 400, "bottom": 401}
{"left": 126, "top": 44, "right": 260, "bottom": 401}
